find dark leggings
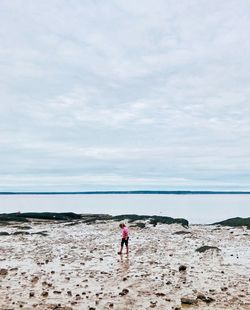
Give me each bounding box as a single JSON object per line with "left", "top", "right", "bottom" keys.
{"left": 121, "top": 237, "right": 129, "bottom": 247}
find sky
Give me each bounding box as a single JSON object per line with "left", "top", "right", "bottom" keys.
{"left": 0, "top": 0, "right": 250, "bottom": 192}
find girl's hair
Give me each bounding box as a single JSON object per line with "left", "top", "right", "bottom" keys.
{"left": 119, "top": 223, "right": 125, "bottom": 228}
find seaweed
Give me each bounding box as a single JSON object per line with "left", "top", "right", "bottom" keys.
{"left": 212, "top": 217, "right": 250, "bottom": 229}
{"left": 112, "top": 214, "right": 188, "bottom": 227}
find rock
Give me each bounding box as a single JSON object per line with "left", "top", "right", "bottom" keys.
{"left": 29, "top": 291, "right": 35, "bottom": 297}
{"left": 41, "top": 291, "right": 48, "bottom": 297}
{"left": 13, "top": 231, "right": 30, "bottom": 235}
{"left": 221, "top": 287, "right": 228, "bottom": 291}
{"left": 173, "top": 231, "right": 191, "bottom": 235}
{"left": 181, "top": 297, "right": 197, "bottom": 305}
{"left": 166, "top": 281, "right": 172, "bottom": 285}
{"left": 155, "top": 292, "right": 165, "bottom": 297}
{"left": 196, "top": 246, "right": 220, "bottom": 253}
{"left": 179, "top": 265, "right": 187, "bottom": 272}
{"left": 150, "top": 300, "right": 157, "bottom": 308}
{"left": 0, "top": 232, "right": 10, "bottom": 236}
{"left": 0, "top": 268, "right": 8, "bottom": 275}
{"left": 119, "top": 288, "right": 129, "bottom": 296}
{"left": 197, "top": 293, "right": 215, "bottom": 303}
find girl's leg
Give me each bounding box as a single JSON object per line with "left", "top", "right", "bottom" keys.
{"left": 118, "top": 239, "right": 124, "bottom": 254}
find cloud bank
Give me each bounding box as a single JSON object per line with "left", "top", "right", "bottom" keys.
{"left": 0, "top": 0, "right": 250, "bottom": 191}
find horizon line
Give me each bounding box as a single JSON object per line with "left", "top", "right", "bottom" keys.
{"left": 1, "top": 190, "right": 250, "bottom": 195}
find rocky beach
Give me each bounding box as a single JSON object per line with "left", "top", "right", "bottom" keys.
{"left": 0, "top": 214, "right": 249, "bottom": 310}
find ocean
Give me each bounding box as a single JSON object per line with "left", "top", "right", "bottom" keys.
{"left": 0, "top": 193, "right": 249, "bottom": 224}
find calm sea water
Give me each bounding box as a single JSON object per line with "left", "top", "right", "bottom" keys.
{"left": 0, "top": 194, "right": 249, "bottom": 224}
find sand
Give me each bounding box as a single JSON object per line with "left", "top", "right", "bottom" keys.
{"left": 0, "top": 220, "right": 249, "bottom": 309}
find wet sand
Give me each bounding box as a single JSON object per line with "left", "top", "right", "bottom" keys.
{"left": 0, "top": 220, "right": 249, "bottom": 309}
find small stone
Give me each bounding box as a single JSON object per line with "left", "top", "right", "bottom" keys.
{"left": 221, "top": 287, "right": 228, "bottom": 292}
{"left": 0, "top": 268, "right": 8, "bottom": 275}
{"left": 29, "top": 291, "right": 35, "bottom": 297}
{"left": 179, "top": 265, "right": 187, "bottom": 272}
{"left": 181, "top": 297, "right": 197, "bottom": 305}
{"left": 197, "top": 293, "right": 215, "bottom": 303}
{"left": 41, "top": 291, "right": 48, "bottom": 297}
{"left": 155, "top": 292, "right": 165, "bottom": 297}
{"left": 119, "top": 288, "right": 129, "bottom": 296}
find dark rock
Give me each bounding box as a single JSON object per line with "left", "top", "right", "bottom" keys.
{"left": 119, "top": 288, "right": 129, "bottom": 296}
{"left": 41, "top": 291, "right": 48, "bottom": 297}
{"left": 181, "top": 297, "right": 197, "bottom": 305}
{"left": 0, "top": 268, "right": 8, "bottom": 275}
{"left": 155, "top": 292, "right": 165, "bottom": 297}
{"left": 130, "top": 222, "right": 146, "bottom": 228}
{"left": 32, "top": 231, "right": 48, "bottom": 236}
{"left": 13, "top": 231, "right": 30, "bottom": 235}
{"left": 212, "top": 217, "right": 250, "bottom": 229}
{"left": 179, "top": 265, "right": 187, "bottom": 272}
{"left": 197, "top": 293, "right": 215, "bottom": 303}
{"left": 29, "top": 291, "right": 35, "bottom": 297}
{"left": 196, "top": 246, "right": 220, "bottom": 253}
{"left": 31, "top": 276, "right": 39, "bottom": 283}
{"left": 0, "top": 232, "right": 10, "bottom": 236}
{"left": 113, "top": 214, "right": 188, "bottom": 227}
{"left": 173, "top": 231, "right": 191, "bottom": 235}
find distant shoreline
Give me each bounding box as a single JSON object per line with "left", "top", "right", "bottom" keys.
{"left": 1, "top": 190, "right": 250, "bottom": 195}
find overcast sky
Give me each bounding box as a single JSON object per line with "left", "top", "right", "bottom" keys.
{"left": 0, "top": 0, "right": 250, "bottom": 191}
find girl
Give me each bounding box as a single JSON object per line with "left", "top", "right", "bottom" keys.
{"left": 118, "top": 223, "right": 129, "bottom": 255}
